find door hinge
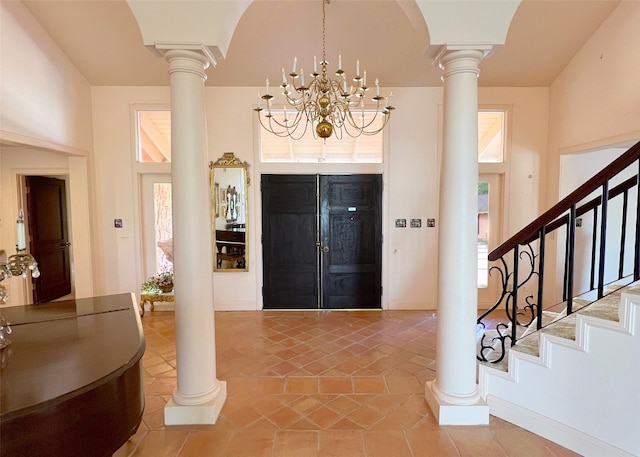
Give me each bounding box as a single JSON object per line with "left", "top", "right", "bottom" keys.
{"left": 261, "top": 234, "right": 264, "bottom": 244}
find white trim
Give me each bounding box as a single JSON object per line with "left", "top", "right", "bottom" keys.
{"left": 487, "top": 396, "right": 636, "bottom": 457}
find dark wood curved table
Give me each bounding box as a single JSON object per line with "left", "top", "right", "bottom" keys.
{"left": 0, "top": 294, "right": 145, "bottom": 457}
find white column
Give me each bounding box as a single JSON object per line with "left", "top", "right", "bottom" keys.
{"left": 162, "top": 49, "right": 226, "bottom": 425}
{"left": 425, "top": 47, "right": 490, "bottom": 425}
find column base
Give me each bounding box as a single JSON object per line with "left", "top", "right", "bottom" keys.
{"left": 164, "top": 381, "right": 227, "bottom": 425}
{"left": 425, "top": 380, "right": 489, "bottom": 425}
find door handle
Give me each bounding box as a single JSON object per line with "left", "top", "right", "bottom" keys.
{"left": 61, "top": 242, "right": 71, "bottom": 247}
{"left": 323, "top": 245, "right": 330, "bottom": 253}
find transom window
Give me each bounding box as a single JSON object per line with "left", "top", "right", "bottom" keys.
{"left": 136, "top": 110, "right": 171, "bottom": 163}
{"left": 478, "top": 110, "right": 505, "bottom": 163}
{"left": 259, "top": 111, "right": 385, "bottom": 163}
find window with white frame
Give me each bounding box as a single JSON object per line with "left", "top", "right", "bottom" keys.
{"left": 259, "top": 110, "right": 385, "bottom": 163}
{"left": 136, "top": 110, "right": 172, "bottom": 163}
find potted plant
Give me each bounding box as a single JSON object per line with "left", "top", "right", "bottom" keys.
{"left": 143, "top": 269, "right": 174, "bottom": 294}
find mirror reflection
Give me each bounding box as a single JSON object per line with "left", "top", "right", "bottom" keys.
{"left": 210, "top": 153, "right": 249, "bottom": 272}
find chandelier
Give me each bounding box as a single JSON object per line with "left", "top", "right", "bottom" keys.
{"left": 0, "top": 210, "right": 40, "bottom": 348}
{"left": 254, "top": 0, "right": 394, "bottom": 140}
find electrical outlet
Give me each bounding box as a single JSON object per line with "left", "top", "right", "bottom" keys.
{"left": 114, "top": 219, "right": 123, "bottom": 228}
{"left": 410, "top": 219, "right": 422, "bottom": 228}
{"left": 427, "top": 218, "right": 436, "bottom": 228}
{"left": 395, "top": 219, "right": 406, "bottom": 228}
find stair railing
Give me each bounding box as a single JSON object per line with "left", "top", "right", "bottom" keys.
{"left": 478, "top": 140, "right": 640, "bottom": 363}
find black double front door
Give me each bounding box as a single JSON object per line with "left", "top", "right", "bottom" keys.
{"left": 261, "top": 174, "right": 382, "bottom": 310}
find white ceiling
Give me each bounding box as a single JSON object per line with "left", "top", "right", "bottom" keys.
{"left": 21, "top": 0, "right": 621, "bottom": 88}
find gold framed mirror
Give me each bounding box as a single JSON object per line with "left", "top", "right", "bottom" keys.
{"left": 209, "top": 152, "right": 250, "bottom": 272}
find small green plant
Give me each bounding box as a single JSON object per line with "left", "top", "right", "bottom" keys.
{"left": 141, "top": 279, "right": 161, "bottom": 294}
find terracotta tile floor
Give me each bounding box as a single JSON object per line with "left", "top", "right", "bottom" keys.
{"left": 115, "top": 310, "right": 580, "bottom": 457}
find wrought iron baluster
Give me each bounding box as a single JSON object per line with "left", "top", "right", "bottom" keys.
{"left": 598, "top": 182, "right": 609, "bottom": 299}
{"left": 635, "top": 158, "right": 640, "bottom": 281}
{"left": 619, "top": 190, "right": 629, "bottom": 279}
{"left": 566, "top": 205, "right": 576, "bottom": 315}
{"left": 536, "top": 227, "right": 546, "bottom": 330}
{"left": 511, "top": 245, "right": 519, "bottom": 345}
{"left": 590, "top": 206, "right": 598, "bottom": 290}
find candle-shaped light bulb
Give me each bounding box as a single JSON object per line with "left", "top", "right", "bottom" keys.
{"left": 266, "top": 78, "right": 270, "bottom": 95}
{"left": 292, "top": 57, "right": 297, "bottom": 73}
{"left": 300, "top": 69, "right": 305, "bottom": 87}
{"left": 16, "top": 210, "right": 26, "bottom": 250}
{"left": 338, "top": 54, "right": 342, "bottom": 70}
{"left": 363, "top": 70, "right": 367, "bottom": 87}
{"left": 282, "top": 68, "right": 287, "bottom": 85}
{"left": 356, "top": 60, "right": 360, "bottom": 76}
{"left": 388, "top": 91, "right": 393, "bottom": 106}
{"left": 375, "top": 78, "right": 380, "bottom": 97}
{"left": 314, "top": 56, "right": 318, "bottom": 73}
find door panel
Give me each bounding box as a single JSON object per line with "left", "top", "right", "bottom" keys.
{"left": 478, "top": 173, "right": 503, "bottom": 308}
{"left": 26, "top": 176, "right": 71, "bottom": 304}
{"left": 321, "top": 175, "right": 381, "bottom": 309}
{"left": 262, "top": 174, "right": 382, "bottom": 310}
{"left": 262, "top": 175, "right": 318, "bottom": 309}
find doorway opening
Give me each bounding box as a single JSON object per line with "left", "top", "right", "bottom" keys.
{"left": 261, "top": 174, "right": 382, "bottom": 310}
{"left": 20, "top": 175, "right": 73, "bottom": 304}
{"left": 140, "top": 174, "right": 173, "bottom": 279}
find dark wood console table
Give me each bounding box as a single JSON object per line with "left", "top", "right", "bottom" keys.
{"left": 0, "top": 294, "right": 145, "bottom": 457}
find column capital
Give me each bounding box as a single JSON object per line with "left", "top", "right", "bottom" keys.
{"left": 163, "top": 48, "right": 211, "bottom": 81}
{"left": 432, "top": 45, "right": 495, "bottom": 79}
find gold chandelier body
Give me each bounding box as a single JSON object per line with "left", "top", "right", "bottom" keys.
{"left": 255, "top": 0, "right": 394, "bottom": 140}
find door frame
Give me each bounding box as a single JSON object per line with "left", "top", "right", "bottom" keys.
{"left": 139, "top": 173, "right": 173, "bottom": 281}
{"left": 16, "top": 172, "right": 74, "bottom": 304}
{"left": 260, "top": 172, "right": 385, "bottom": 310}
{"left": 478, "top": 172, "right": 505, "bottom": 308}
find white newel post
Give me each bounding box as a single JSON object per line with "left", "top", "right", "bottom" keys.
{"left": 425, "top": 47, "right": 490, "bottom": 425}
{"left": 163, "top": 49, "right": 226, "bottom": 425}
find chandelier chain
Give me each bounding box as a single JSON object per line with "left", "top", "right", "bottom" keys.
{"left": 322, "top": 0, "right": 327, "bottom": 64}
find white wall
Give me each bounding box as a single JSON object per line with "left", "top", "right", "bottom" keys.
{"left": 91, "top": 84, "right": 548, "bottom": 311}
{"left": 558, "top": 147, "right": 637, "bottom": 298}
{"left": 0, "top": 1, "right": 93, "bottom": 152}
{"left": 0, "top": 0, "right": 552, "bottom": 311}
{"left": 544, "top": 1, "right": 640, "bottom": 303}
{"left": 547, "top": 1, "right": 640, "bottom": 204}
{"left": 0, "top": 1, "right": 95, "bottom": 306}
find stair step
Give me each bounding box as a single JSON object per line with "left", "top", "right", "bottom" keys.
{"left": 479, "top": 279, "right": 640, "bottom": 373}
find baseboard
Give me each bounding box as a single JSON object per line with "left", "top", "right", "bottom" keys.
{"left": 487, "top": 395, "right": 636, "bottom": 457}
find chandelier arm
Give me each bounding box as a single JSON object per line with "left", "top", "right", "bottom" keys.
{"left": 257, "top": 0, "right": 393, "bottom": 140}
{"left": 343, "top": 104, "right": 387, "bottom": 130}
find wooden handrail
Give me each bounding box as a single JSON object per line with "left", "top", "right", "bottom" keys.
{"left": 521, "top": 175, "right": 639, "bottom": 245}
{"left": 489, "top": 140, "right": 640, "bottom": 261}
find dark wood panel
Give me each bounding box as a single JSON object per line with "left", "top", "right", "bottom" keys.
{"left": 321, "top": 175, "right": 382, "bottom": 309}
{"left": 0, "top": 294, "right": 145, "bottom": 457}
{"left": 26, "top": 176, "right": 71, "bottom": 303}
{"left": 262, "top": 175, "right": 318, "bottom": 309}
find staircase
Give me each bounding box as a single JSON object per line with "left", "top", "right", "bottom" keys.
{"left": 479, "top": 282, "right": 640, "bottom": 456}
{"left": 475, "top": 140, "right": 640, "bottom": 457}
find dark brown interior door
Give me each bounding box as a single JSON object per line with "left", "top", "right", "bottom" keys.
{"left": 26, "top": 176, "right": 72, "bottom": 304}
{"left": 262, "top": 175, "right": 318, "bottom": 309}
{"left": 261, "top": 174, "right": 382, "bottom": 310}
{"left": 320, "top": 175, "right": 382, "bottom": 309}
